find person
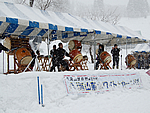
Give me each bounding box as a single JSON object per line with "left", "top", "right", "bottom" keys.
{"left": 137, "top": 54, "right": 144, "bottom": 69}
{"left": 56, "top": 43, "right": 70, "bottom": 71}
{"left": 0, "top": 42, "right": 9, "bottom": 53}
{"left": 96, "top": 44, "right": 104, "bottom": 70}
{"left": 30, "top": 50, "right": 40, "bottom": 70}
{"left": 145, "top": 54, "right": 149, "bottom": 69}
{"left": 111, "top": 44, "right": 120, "bottom": 69}
{"left": 50, "top": 45, "right": 58, "bottom": 72}
{"left": 147, "top": 54, "right": 150, "bottom": 69}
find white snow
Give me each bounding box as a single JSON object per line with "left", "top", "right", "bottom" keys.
{"left": 118, "top": 16, "right": 150, "bottom": 40}
{"left": 0, "top": 7, "right": 150, "bottom": 113}
{"left": 0, "top": 65, "right": 150, "bottom": 113}
{"left": 0, "top": 39, "right": 150, "bottom": 113}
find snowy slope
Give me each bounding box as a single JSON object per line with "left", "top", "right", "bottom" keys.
{"left": 0, "top": 15, "right": 150, "bottom": 113}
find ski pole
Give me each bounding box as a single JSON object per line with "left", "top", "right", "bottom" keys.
{"left": 3, "top": 51, "right": 4, "bottom": 74}
{"left": 41, "top": 84, "right": 45, "bottom": 107}
{"left": 37, "top": 76, "right": 40, "bottom": 104}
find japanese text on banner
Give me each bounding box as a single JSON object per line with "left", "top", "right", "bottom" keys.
{"left": 64, "top": 73, "right": 142, "bottom": 94}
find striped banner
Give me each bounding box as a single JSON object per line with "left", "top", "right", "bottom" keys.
{"left": 0, "top": 2, "right": 146, "bottom": 42}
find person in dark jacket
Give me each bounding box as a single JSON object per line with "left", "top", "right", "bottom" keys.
{"left": 96, "top": 44, "right": 104, "bottom": 70}
{"left": 50, "top": 45, "right": 58, "bottom": 72}
{"left": 56, "top": 43, "right": 70, "bottom": 71}
{"left": 111, "top": 44, "right": 120, "bottom": 69}
{"left": 0, "top": 43, "right": 9, "bottom": 53}
{"left": 30, "top": 50, "right": 40, "bottom": 70}
{"left": 137, "top": 54, "right": 144, "bottom": 69}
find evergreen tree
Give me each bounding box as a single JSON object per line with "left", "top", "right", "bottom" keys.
{"left": 127, "top": 0, "right": 149, "bottom": 18}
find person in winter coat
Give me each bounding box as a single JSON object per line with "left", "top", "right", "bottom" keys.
{"left": 0, "top": 43, "right": 9, "bottom": 53}
{"left": 111, "top": 44, "right": 120, "bottom": 69}
{"left": 50, "top": 45, "right": 58, "bottom": 72}
{"left": 96, "top": 44, "right": 104, "bottom": 70}
{"left": 30, "top": 50, "right": 40, "bottom": 70}
{"left": 137, "top": 54, "right": 144, "bottom": 69}
{"left": 56, "top": 43, "right": 70, "bottom": 71}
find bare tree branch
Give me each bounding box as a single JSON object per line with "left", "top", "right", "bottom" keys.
{"left": 34, "top": 0, "right": 52, "bottom": 10}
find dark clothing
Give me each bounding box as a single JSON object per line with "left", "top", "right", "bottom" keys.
{"left": 50, "top": 49, "right": 57, "bottom": 59}
{"left": 111, "top": 48, "right": 120, "bottom": 57}
{"left": 56, "top": 48, "right": 69, "bottom": 60}
{"left": 56, "top": 47, "right": 70, "bottom": 71}
{"left": 30, "top": 50, "right": 36, "bottom": 70}
{"left": 96, "top": 60, "right": 101, "bottom": 70}
{"left": 137, "top": 55, "right": 144, "bottom": 69}
{"left": 145, "top": 55, "right": 150, "bottom": 69}
{"left": 111, "top": 48, "right": 120, "bottom": 68}
{"left": 0, "top": 43, "right": 9, "bottom": 53}
{"left": 148, "top": 55, "right": 150, "bottom": 64}
{"left": 50, "top": 49, "right": 58, "bottom": 72}
{"left": 113, "top": 57, "right": 119, "bottom": 68}
{"left": 96, "top": 48, "right": 104, "bottom": 70}
{"left": 97, "top": 48, "right": 103, "bottom": 60}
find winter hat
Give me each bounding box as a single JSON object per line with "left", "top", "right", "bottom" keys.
{"left": 114, "top": 44, "right": 118, "bottom": 47}
{"left": 58, "top": 43, "right": 62, "bottom": 47}
{"left": 53, "top": 45, "right": 56, "bottom": 48}
{"left": 99, "top": 44, "right": 103, "bottom": 47}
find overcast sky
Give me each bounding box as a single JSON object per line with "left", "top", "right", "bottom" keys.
{"left": 77, "top": 0, "right": 150, "bottom": 6}
{"left": 104, "top": 0, "right": 129, "bottom": 6}
{"left": 1, "top": 0, "right": 150, "bottom": 7}
{"left": 76, "top": 0, "right": 128, "bottom": 6}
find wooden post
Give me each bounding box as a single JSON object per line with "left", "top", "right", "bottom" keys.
{"left": 7, "top": 53, "right": 9, "bottom": 74}
{"left": 14, "top": 53, "right": 17, "bottom": 74}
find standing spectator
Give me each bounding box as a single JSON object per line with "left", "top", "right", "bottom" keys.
{"left": 147, "top": 54, "right": 150, "bottom": 68}
{"left": 56, "top": 43, "right": 70, "bottom": 71}
{"left": 50, "top": 45, "right": 58, "bottom": 72}
{"left": 111, "top": 44, "right": 120, "bottom": 69}
{"left": 30, "top": 50, "right": 40, "bottom": 70}
{"left": 137, "top": 54, "right": 144, "bottom": 69}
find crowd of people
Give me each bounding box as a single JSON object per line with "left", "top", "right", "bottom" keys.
{"left": 136, "top": 54, "right": 150, "bottom": 69}
{"left": 49, "top": 43, "right": 121, "bottom": 71}
{"left": 6, "top": 40, "right": 150, "bottom": 72}
{"left": 49, "top": 42, "right": 121, "bottom": 71}
{"left": 0, "top": 41, "right": 122, "bottom": 72}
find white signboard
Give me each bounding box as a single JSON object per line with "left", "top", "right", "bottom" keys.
{"left": 64, "top": 73, "right": 142, "bottom": 94}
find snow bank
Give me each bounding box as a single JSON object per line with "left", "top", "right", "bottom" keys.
{"left": 0, "top": 69, "right": 150, "bottom": 113}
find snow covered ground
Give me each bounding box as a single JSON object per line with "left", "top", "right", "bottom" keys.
{"left": 0, "top": 14, "right": 150, "bottom": 113}
{"left": 0, "top": 64, "right": 150, "bottom": 113}
{"left": 0, "top": 39, "right": 150, "bottom": 113}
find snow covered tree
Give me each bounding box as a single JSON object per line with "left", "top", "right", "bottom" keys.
{"left": 49, "top": 0, "right": 71, "bottom": 13}
{"left": 91, "top": 0, "right": 104, "bottom": 20}
{"left": 74, "top": 0, "right": 120, "bottom": 25}
{"left": 35, "top": 0, "right": 52, "bottom": 10}
{"left": 14, "top": 0, "right": 70, "bottom": 12}
{"left": 14, "top": 0, "right": 27, "bottom": 5}
{"left": 127, "top": 0, "right": 150, "bottom": 18}
{"left": 101, "top": 6, "right": 121, "bottom": 25}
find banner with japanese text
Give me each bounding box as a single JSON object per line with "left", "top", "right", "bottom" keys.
{"left": 64, "top": 73, "right": 142, "bottom": 94}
